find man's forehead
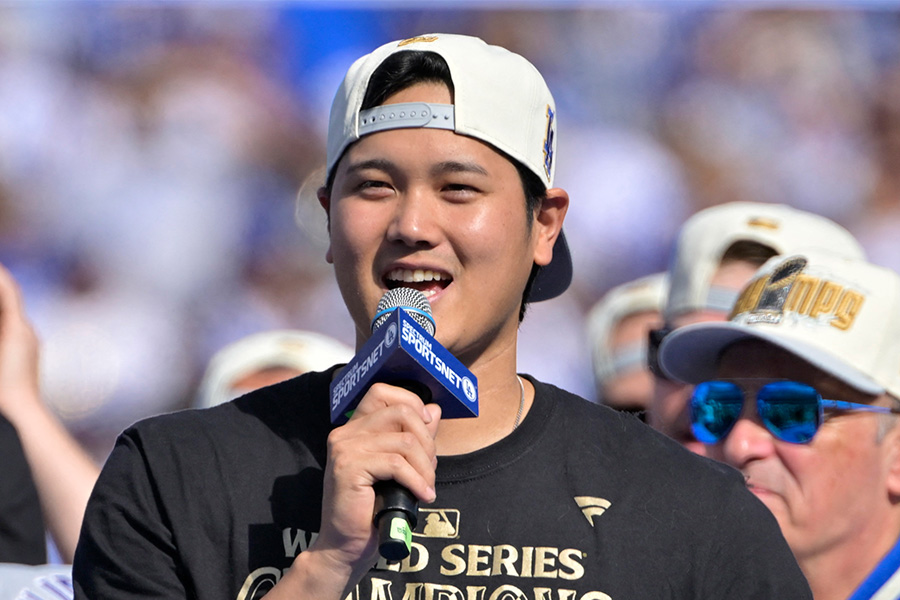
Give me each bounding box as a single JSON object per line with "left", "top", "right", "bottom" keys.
{"left": 337, "top": 128, "right": 515, "bottom": 179}
{"left": 716, "top": 340, "right": 874, "bottom": 401}
{"left": 718, "top": 339, "right": 804, "bottom": 371}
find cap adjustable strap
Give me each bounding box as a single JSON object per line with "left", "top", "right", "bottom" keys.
{"left": 609, "top": 342, "right": 649, "bottom": 377}
{"left": 705, "top": 286, "right": 741, "bottom": 312}
{"left": 358, "top": 102, "right": 455, "bottom": 136}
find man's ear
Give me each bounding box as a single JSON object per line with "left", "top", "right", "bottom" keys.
{"left": 532, "top": 187, "right": 569, "bottom": 267}
{"left": 317, "top": 186, "right": 334, "bottom": 264}
{"left": 879, "top": 410, "right": 900, "bottom": 503}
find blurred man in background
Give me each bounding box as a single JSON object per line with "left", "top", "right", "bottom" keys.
{"left": 646, "top": 201, "right": 865, "bottom": 455}
{"left": 659, "top": 251, "right": 900, "bottom": 600}
{"left": 586, "top": 272, "right": 666, "bottom": 418}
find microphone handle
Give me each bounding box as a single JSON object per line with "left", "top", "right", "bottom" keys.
{"left": 372, "top": 380, "right": 432, "bottom": 561}
{"left": 373, "top": 481, "right": 418, "bottom": 561}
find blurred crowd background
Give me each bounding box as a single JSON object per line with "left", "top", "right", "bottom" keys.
{"left": 1, "top": 2, "right": 899, "bottom": 461}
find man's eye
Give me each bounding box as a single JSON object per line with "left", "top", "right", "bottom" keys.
{"left": 443, "top": 183, "right": 479, "bottom": 196}
{"left": 357, "top": 180, "right": 394, "bottom": 196}
{"left": 360, "top": 180, "right": 390, "bottom": 189}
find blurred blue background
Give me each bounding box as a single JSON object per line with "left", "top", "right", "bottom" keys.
{"left": 2, "top": 1, "right": 898, "bottom": 460}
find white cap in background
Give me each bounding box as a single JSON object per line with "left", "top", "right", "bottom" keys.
{"left": 660, "top": 251, "right": 900, "bottom": 399}
{"left": 665, "top": 202, "right": 865, "bottom": 322}
{"left": 196, "top": 329, "right": 353, "bottom": 409}
{"left": 587, "top": 272, "right": 668, "bottom": 386}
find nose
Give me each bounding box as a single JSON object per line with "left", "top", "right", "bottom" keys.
{"left": 715, "top": 411, "right": 777, "bottom": 468}
{"left": 386, "top": 192, "right": 439, "bottom": 248}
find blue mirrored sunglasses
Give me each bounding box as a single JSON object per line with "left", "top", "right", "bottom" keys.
{"left": 691, "top": 380, "right": 900, "bottom": 444}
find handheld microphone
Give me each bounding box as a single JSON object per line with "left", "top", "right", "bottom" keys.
{"left": 328, "top": 287, "right": 479, "bottom": 560}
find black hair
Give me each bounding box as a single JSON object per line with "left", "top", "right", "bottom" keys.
{"left": 328, "top": 49, "right": 547, "bottom": 320}
{"left": 720, "top": 240, "right": 779, "bottom": 268}
{"left": 361, "top": 50, "right": 454, "bottom": 112}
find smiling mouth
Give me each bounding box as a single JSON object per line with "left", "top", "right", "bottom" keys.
{"left": 384, "top": 268, "right": 451, "bottom": 298}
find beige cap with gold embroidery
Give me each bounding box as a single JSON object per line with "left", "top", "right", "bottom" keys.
{"left": 664, "top": 202, "right": 865, "bottom": 322}
{"left": 659, "top": 251, "right": 900, "bottom": 398}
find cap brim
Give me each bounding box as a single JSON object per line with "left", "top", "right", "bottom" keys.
{"left": 658, "top": 321, "right": 885, "bottom": 396}
{"left": 528, "top": 230, "right": 572, "bottom": 302}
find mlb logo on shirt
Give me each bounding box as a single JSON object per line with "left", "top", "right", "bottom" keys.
{"left": 414, "top": 508, "right": 460, "bottom": 539}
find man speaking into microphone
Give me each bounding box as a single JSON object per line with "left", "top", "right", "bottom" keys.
{"left": 73, "top": 34, "right": 811, "bottom": 599}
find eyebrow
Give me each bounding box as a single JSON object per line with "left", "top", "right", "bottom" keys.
{"left": 343, "top": 158, "right": 490, "bottom": 179}
{"left": 344, "top": 158, "right": 397, "bottom": 177}
{"left": 430, "top": 161, "right": 489, "bottom": 178}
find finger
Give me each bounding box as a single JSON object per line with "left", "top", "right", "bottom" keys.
{"left": 349, "top": 382, "right": 434, "bottom": 424}
{"left": 0, "top": 262, "right": 26, "bottom": 318}
{"left": 329, "top": 434, "right": 436, "bottom": 505}
{"left": 328, "top": 415, "right": 437, "bottom": 503}
{"left": 331, "top": 406, "right": 437, "bottom": 478}
{"left": 0, "top": 263, "right": 36, "bottom": 343}
{"left": 372, "top": 430, "right": 436, "bottom": 492}
{"left": 424, "top": 403, "right": 442, "bottom": 439}
{"left": 343, "top": 398, "right": 438, "bottom": 473}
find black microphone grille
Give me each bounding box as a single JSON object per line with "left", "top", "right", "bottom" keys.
{"left": 371, "top": 287, "right": 435, "bottom": 335}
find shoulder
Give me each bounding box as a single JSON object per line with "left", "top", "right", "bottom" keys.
{"left": 524, "top": 378, "right": 809, "bottom": 596}
{"left": 116, "top": 368, "right": 335, "bottom": 464}
{"left": 85, "top": 369, "right": 337, "bottom": 525}
{"left": 528, "top": 376, "right": 749, "bottom": 497}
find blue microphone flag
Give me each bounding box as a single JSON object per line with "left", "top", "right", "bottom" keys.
{"left": 329, "top": 308, "right": 479, "bottom": 424}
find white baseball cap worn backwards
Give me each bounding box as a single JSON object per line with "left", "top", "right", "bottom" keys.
{"left": 326, "top": 33, "right": 571, "bottom": 302}
{"left": 659, "top": 251, "right": 900, "bottom": 400}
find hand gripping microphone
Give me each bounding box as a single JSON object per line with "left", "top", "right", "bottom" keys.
{"left": 328, "top": 287, "right": 479, "bottom": 560}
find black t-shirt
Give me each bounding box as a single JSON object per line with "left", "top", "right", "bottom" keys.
{"left": 0, "top": 413, "right": 47, "bottom": 564}
{"left": 73, "top": 370, "right": 811, "bottom": 599}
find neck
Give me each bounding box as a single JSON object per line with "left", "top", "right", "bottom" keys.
{"left": 799, "top": 518, "right": 900, "bottom": 600}
{"left": 434, "top": 346, "right": 531, "bottom": 456}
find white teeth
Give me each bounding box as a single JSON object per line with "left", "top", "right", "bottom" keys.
{"left": 386, "top": 268, "right": 445, "bottom": 283}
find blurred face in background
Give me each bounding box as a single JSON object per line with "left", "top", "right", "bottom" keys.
{"left": 648, "top": 258, "right": 762, "bottom": 456}
{"left": 599, "top": 309, "right": 662, "bottom": 418}
{"left": 709, "top": 340, "right": 900, "bottom": 596}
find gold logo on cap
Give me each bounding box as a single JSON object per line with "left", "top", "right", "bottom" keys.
{"left": 746, "top": 217, "right": 780, "bottom": 230}
{"left": 398, "top": 36, "right": 439, "bottom": 47}
{"left": 730, "top": 256, "right": 865, "bottom": 330}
